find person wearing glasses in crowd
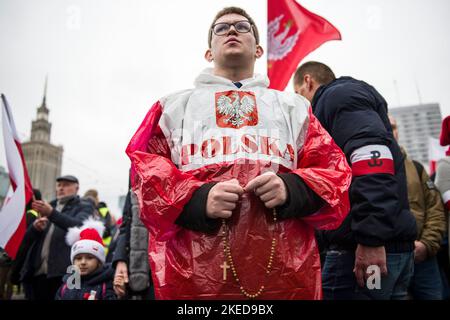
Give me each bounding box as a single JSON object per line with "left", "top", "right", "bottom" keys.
{"left": 126, "top": 7, "right": 351, "bottom": 299}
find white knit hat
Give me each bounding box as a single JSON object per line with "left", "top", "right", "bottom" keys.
{"left": 66, "top": 217, "right": 106, "bottom": 264}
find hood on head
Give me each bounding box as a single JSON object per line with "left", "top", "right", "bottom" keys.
{"left": 194, "top": 68, "right": 269, "bottom": 89}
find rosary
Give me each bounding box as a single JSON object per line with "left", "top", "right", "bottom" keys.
{"left": 220, "top": 209, "right": 278, "bottom": 299}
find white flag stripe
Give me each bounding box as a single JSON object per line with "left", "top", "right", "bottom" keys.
{"left": 428, "top": 137, "right": 446, "bottom": 162}
{"left": 1, "top": 95, "right": 20, "bottom": 185}
{"left": 0, "top": 99, "right": 26, "bottom": 248}
{"left": 350, "top": 144, "right": 393, "bottom": 164}
{"left": 442, "top": 190, "right": 450, "bottom": 204}
{"left": 1, "top": 95, "right": 19, "bottom": 140}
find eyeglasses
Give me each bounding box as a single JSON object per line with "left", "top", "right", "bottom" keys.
{"left": 211, "top": 20, "right": 252, "bottom": 36}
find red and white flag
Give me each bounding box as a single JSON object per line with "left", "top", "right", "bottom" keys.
{"left": 267, "top": 0, "right": 341, "bottom": 90}
{"left": 0, "top": 94, "right": 33, "bottom": 259}
{"left": 428, "top": 136, "right": 446, "bottom": 176}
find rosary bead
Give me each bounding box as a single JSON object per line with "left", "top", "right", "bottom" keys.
{"left": 222, "top": 212, "right": 278, "bottom": 299}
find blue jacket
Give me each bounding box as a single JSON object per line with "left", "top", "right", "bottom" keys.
{"left": 313, "top": 77, "right": 417, "bottom": 252}
{"left": 55, "top": 264, "right": 116, "bottom": 300}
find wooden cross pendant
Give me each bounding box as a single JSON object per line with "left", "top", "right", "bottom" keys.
{"left": 221, "top": 261, "right": 230, "bottom": 281}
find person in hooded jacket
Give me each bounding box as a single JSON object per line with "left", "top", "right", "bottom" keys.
{"left": 294, "top": 61, "right": 417, "bottom": 300}
{"left": 55, "top": 217, "right": 115, "bottom": 300}
{"left": 126, "top": 7, "right": 351, "bottom": 299}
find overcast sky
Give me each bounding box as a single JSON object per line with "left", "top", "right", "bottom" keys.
{"left": 1, "top": 0, "right": 449, "bottom": 217}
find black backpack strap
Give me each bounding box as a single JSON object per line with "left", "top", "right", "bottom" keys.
{"left": 413, "top": 160, "right": 438, "bottom": 190}
{"left": 412, "top": 160, "right": 424, "bottom": 179}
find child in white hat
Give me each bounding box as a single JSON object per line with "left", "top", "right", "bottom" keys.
{"left": 55, "top": 217, "right": 116, "bottom": 300}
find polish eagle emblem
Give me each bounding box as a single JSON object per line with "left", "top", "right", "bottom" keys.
{"left": 216, "top": 91, "right": 257, "bottom": 128}
{"left": 268, "top": 14, "right": 300, "bottom": 61}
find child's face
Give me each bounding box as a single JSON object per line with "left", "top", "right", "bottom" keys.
{"left": 73, "top": 253, "right": 100, "bottom": 276}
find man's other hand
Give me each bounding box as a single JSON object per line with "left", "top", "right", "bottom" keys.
{"left": 414, "top": 241, "right": 428, "bottom": 263}
{"left": 353, "top": 244, "right": 388, "bottom": 287}
{"left": 206, "top": 179, "right": 244, "bottom": 219}
{"left": 244, "top": 172, "right": 288, "bottom": 209}
{"left": 31, "top": 200, "right": 53, "bottom": 217}
{"left": 32, "top": 217, "right": 49, "bottom": 232}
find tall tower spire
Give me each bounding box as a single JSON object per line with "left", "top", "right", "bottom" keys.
{"left": 31, "top": 76, "right": 51, "bottom": 142}
{"left": 22, "top": 75, "right": 64, "bottom": 201}
{"left": 42, "top": 74, "right": 48, "bottom": 106}
{"left": 39, "top": 75, "right": 49, "bottom": 112}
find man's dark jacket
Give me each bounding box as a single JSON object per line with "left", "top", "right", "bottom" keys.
{"left": 313, "top": 77, "right": 417, "bottom": 253}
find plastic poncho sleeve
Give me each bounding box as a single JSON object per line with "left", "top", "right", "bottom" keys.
{"left": 125, "top": 101, "right": 204, "bottom": 241}
{"left": 292, "top": 107, "right": 352, "bottom": 230}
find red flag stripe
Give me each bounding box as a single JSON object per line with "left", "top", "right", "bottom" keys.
{"left": 3, "top": 214, "right": 26, "bottom": 260}
{"left": 429, "top": 160, "right": 437, "bottom": 176}
{"left": 15, "top": 140, "right": 33, "bottom": 203}
{"left": 352, "top": 158, "right": 395, "bottom": 177}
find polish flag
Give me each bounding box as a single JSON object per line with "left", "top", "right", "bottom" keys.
{"left": 350, "top": 145, "right": 395, "bottom": 177}
{"left": 428, "top": 137, "right": 446, "bottom": 176}
{"left": 268, "top": 0, "right": 341, "bottom": 90}
{"left": 0, "top": 94, "right": 33, "bottom": 259}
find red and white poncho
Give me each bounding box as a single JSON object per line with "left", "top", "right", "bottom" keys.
{"left": 126, "top": 68, "right": 351, "bottom": 299}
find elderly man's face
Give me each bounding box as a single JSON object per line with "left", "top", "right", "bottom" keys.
{"left": 56, "top": 181, "right": 78, "bottom": 199}
{"left": 207, "top": 13, "right": 262, "bottom": 66}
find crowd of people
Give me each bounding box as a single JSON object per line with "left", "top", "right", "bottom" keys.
{"left": 0, "top": 175, "right": 154, "bottom": 300}
{"left": 1, "top": 6, "right": 449, "bottom": 300}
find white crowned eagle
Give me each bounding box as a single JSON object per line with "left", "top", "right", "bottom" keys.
{"left": 217, "top": 92, "right": 255, "bottom": 127}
